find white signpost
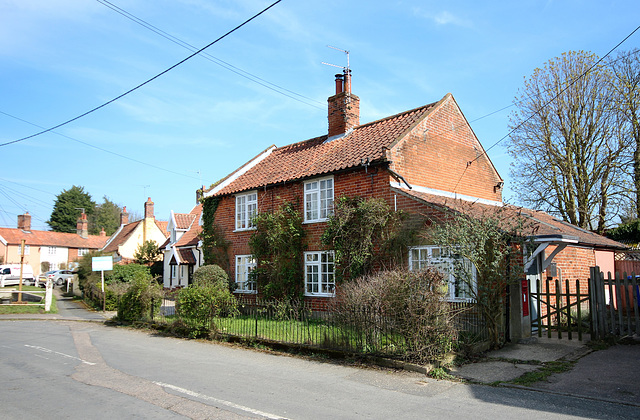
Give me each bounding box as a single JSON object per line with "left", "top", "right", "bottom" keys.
{"left": 92, "top": 256, "right": 113, "bottom": 312}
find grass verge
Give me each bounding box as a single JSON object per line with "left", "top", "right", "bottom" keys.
{"left": 0, "top": 286, "right": 58, "bottom": 314}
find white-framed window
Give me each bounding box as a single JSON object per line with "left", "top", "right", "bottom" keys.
{"left": 304, "top": 251, "right": 335, "bottom": 296}
{"left": 170, "top": 265, "right": 177, "bottom": 279}
{"left": 77, "top": 248, "right": 88, "bottom": 257}
{"left": 235, "top": 191, "right": 258, "bottom": 230}
{"left": 235, "top": 255, "right": 257, "bottom": 293}
{"left": 48, "top": 246, "right": 57, "bottom": 255}
{"left": 409, "top": 245, "right": 476, "bottom": 302}
{"left": 304, "top": 176, "right": 334, "bottom": 223}
{"left": 17, "top": 244, "right": 30, "bottom": 255}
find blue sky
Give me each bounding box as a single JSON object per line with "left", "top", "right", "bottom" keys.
{"left": 1, "top": 0, "right": 638, "bottom": 231}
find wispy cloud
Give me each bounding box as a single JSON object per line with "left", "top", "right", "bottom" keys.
{"left": 413, "top": 8, "right": 473, "bottom": 28}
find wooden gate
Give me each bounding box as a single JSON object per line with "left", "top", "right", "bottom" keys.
{"left": 589, "top": 267, "right": 640, "bottom": 339}
{"left": 530, "top": 278, "right": 590, "bottom": 340}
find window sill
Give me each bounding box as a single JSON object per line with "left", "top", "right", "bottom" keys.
{"left": 234, "top": 290, "right": 257, "bottom": 294}
{"left": 304, "top": 293, "right": 335, "bottom": 298}
{"left": 303, "top": 219, "right": 329, "bottom": 225}
{"left": 233, "top": 227, "right": 256, "bottom": 233}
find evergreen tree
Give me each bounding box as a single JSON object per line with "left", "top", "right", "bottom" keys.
{"left": 47, "top": 186, "right": 96, "bottom": 233}
{"left": 90, "top": 196, "right": 122, "bottom": 236}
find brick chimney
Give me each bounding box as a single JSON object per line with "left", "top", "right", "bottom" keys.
{"left": 100, "top": 227, "right": 106, "bottom": 237}
{"left": 327, "top": 70, "right": 360, "bottom": 137}
{"left": 76, "top": 212, "right": 88, "bottom": 239}
{"left": 17, "top": 213, "right": 31, "bottom": 231}
{"left": 144, "top": 197, "right": 154, "bottom": 219}
{"left": 120, "top": 206, "right": 129, "bottom": 225}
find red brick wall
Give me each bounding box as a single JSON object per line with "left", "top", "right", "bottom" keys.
{"left": 211, "top": 167, "right": 450, "bottom": 301}
{"left": 388, "top": 95, "right": 503, "bottom": 202}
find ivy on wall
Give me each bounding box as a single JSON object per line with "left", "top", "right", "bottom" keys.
{"left": 249, "top": 202, "right": 305, "bottom": 299}
{"left": 322, "top": 196, "right": 411, "bottom": 281}
{"left": 200, "top": 196, "right": 230, "bottom": 272}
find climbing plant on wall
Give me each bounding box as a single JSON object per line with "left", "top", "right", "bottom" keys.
{"left": 249, "top": 202, "right": 305, "bottom": 299}
{"left": 200, "top": 196, "right": 230, "bottom": 272}
{"left": 322, "top": 196, "right": 407, "bottom": 281}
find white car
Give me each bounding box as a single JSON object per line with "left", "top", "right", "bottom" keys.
{"left": 39, "top": 270, "right": 74, "bottom": 287}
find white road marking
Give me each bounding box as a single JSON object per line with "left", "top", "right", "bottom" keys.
{"left": 25, "top": 344, "right": 96, "bottom": 365}
{"left": 153, "top": 381, "right": 289, "bottom": 420}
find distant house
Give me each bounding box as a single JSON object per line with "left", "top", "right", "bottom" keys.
{"left": 161, "top": 203, "right": 203, "bottom": 288}
{"left": 0, "top": 212, "right": 108, "bottom": 277}
{"left": 101, "top": 198, "right": 169, "bottom": 263}
{"left": 197, "top": 71, "right": 625, "bottom": 340}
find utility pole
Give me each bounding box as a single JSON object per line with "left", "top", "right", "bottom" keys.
{"left": 17, "top": 239, "right": 25, "bottom": 303}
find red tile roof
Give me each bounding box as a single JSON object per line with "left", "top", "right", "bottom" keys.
{"left": 102, "top": 222, "right": 138, "bottom": 253}
{"left": 174, "top": 213, "right": 196, "bottom": 230}
{"left": 178, "top": 248, "right": 197, "bottom": 264}
{"left": 0, "top": 228, "right": 108, "bottom": 249}
{"left": 174, "top": 204, "right": 202, "bottom": 248}
{"left": 396, "top": 187, "right": 626, "bottom": 250}
{"left": 208, "top": 101, "right": 438, "bottom": 197}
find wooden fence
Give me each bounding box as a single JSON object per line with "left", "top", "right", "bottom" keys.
{"left": 589, "top": 267, "right": 640, "bottom": 340}
{"left": 530, "top": 279, "right": 589, "bottom": 340}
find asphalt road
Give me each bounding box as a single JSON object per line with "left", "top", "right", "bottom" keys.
{"left": 1, "top": 320, "right": 639, "bottom": 419}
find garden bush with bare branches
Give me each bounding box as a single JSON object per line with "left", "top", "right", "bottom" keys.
{"left": 332, "top": 268, "right": 458, "bottom": 364}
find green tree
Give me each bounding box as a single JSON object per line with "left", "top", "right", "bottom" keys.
{"left": 47, "top": 185, "right": 96, "bottom": 233}
{"left": 133, "top": 240, "right": 161, "bottom": 265}
{"left": 508, "top": 51, "right": 627, "bottom": 233}
{"left": 90, "top": 196, "right": 122, "bottom": 236}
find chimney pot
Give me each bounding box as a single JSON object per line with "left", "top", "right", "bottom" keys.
{"left": 335, "top": 74, "right": 344, "bottom": 95}
{"left": 327, "top": 71, "right": 360, "bottom": 137}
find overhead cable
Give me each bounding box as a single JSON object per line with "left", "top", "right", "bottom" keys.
{"left": 0, "top": 0, "right": 283, "bottom": 148}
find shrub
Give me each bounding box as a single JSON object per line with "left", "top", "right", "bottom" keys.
{"left": 192, "top": 264, "right": 230, "bottom": 289}
{"left": 117, "top": 271, "right": 162, "bottom": 323}
{"left": 176, "top": 282, "right": 237, "bottom": 338}
{"left": 106, "top": 264, "right": 151, "bottom": 285}
{"left": 332, "top": 268, "right": 458, "bottom": 364}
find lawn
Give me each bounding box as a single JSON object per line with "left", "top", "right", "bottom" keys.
{"left": 0, "top": 286, "right": 58, "bottom": 314}
{"left": 164, "top": 313, "right": 406, "bottom": 354}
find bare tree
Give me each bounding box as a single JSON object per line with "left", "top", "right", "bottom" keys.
{"left": 508, "top": 50, "right": 628, "bottom": 233}
{"left": 609, "top": 49, "right": 640, "bottom": 220}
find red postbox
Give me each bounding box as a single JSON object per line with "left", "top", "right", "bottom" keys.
{"left": 521, "top": 279, "right": 529, "bottom": 317}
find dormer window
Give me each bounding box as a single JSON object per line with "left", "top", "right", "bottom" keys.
{"left": 304, "top": 176, "right": 334, "bottom": 223}
{"left": 235, "top": 191, "right": 257, "bottom": 231}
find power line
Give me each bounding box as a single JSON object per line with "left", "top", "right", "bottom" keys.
{"left": 452, "top": 24, "right": 640, "bottom": 194}
{"left": 96, "top": 0, "right": 323, "bottom": 109}
{"left": 0, "top": 0, "right": 283, "bottom": 148}
{"left": 0, "top": 110, "right": 201, "bottom": 181}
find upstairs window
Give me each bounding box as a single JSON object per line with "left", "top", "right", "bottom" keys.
{"left": 78, "top": 248, "right": 88, "bottom": 257}
{"left": 304, "top": 176, "right": 333, "bottom": 223}
{"left": 17, "top": 244, "right": 30, "bottom": 255}
{"left": 235, "top": 192, "right": 257, "bottom": 231}
{"left": 48, "top": 246, "right": 57, "bottom": 255}
{"left": 409, "top": 246, "right": 476, "bottom": 302}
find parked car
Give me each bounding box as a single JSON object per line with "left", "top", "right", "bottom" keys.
{"left": 39, "top": 270, "right": 74, "bottom": 287}
{"left": 0, "top": 264, "right": 35, "bottom": 287}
